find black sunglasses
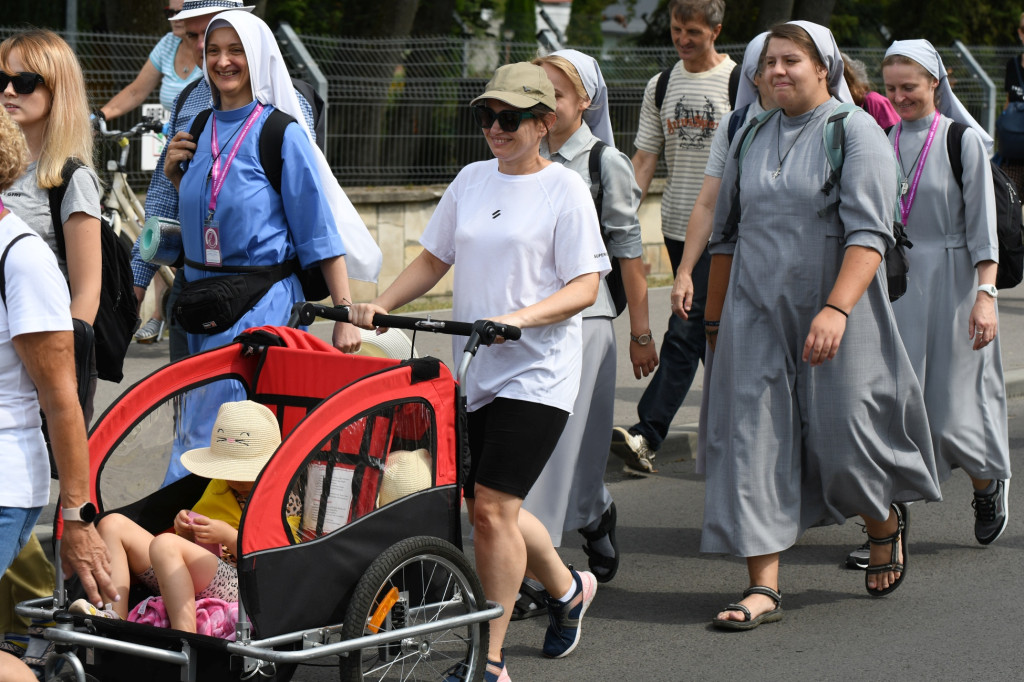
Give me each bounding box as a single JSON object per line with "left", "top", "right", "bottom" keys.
{"left": 0, "top": 72, "right": 45, "bottom": 95}
{"left": 164, "top": 6, "right": 178, "bottom": 19}
{"left": 472, "top": 105, "right": 536, "bottom": 133}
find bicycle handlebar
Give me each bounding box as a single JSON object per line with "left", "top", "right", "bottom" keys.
{"left": 95, "top": 117, "right": 164, "bottom": 139}
{"left": 287, "top": 302, "right": 522, "bottom": 346}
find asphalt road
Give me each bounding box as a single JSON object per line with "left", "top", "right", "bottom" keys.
{"left": 55, "top": 286, "right": 1024, "bottom": 680}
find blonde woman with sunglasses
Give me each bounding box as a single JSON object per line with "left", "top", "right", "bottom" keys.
{"left": 350, "top": 62, "right": 609, "bottom": 682}
{"left": 0, "top": 30, "right": 102, "bottom": 422}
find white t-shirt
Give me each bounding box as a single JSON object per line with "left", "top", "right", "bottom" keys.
{"left": 0, "top": 211, "right": 73, "bottom": 507}
{"left": 634, "top": 56, "right": 736, "bottom": 241}
{"left": 421, "top": 160, "right": 610, "bottom": 413}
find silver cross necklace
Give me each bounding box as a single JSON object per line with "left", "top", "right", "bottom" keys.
{"left": 772, "top": 104, "right": 822, "bottom": 179}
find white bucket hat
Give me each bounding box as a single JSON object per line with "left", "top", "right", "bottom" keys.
{"left": 172, "top": 0, "right": 254, "bottom": 21}
{"left": 180, "top": 401, "right": 280, "bottom": 481}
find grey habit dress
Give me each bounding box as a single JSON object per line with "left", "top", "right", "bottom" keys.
{"left": 701, "top": 99, "right": 942, "bottom": 558}
{"left": 889, "top": 112, "right": 1011, "bottom": 483}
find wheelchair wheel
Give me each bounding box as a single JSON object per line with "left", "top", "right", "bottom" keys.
{"left": 338, "top": 536, "right": 488, "bottom": 681}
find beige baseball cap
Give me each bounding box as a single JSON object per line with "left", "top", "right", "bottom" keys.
{"left": 471, "top": 62, "right": 556, "bottom": 110}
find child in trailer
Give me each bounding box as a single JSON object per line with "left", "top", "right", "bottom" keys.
{"left": 72, "top": 401, "right": 289, "bottom": 634}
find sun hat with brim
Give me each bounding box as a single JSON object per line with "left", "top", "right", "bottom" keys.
{"left": 172, "top": 0, "right": 254, "bottom": 21}
{"left": 377, "top": 449, "right": 432, "bottom": 507}
{"left": 180, "top": 401, "right": 281, "bottom": 482}
{"left": 470, "top": 62, "right": 556, "bottom": 111}
{"left": 355, "top": 328, "right": 418, "bottom": 360}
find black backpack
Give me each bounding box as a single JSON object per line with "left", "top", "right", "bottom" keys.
{"left": 587, "top": 140, "right": 627, "bottom": 317}
{"left": 186, "top": 108, "right": 330, "bottom": 301}
{"left": 49, "top": 159, "right": 139, "bottom": 382}
{"left": 946, "top": 121, "right": 1024, "bottom": 289}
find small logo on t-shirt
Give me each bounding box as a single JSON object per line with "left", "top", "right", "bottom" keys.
{"left": 492, "top": 210, "right": 501, "bottom": 219}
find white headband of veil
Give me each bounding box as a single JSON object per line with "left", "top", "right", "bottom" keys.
{"left": 205, "top": 11, "right": 382, "bottom": 282}
{"left": 884, "top": 39, "right": 994, "bottom": 153}
{"left": 733, "top": 32, "right": 768, "bottom": 111}
{"left": 550, "top": 49, "right": 614, "bottom": 147}
{"left": 783, "top": 20, "right": 853, "bottom": 104}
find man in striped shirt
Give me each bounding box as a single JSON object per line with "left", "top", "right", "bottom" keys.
{"left": 612, "top": 0, "right": 736, "bottom": 473}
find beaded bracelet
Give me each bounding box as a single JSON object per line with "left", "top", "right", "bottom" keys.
{"left": 704, "top": 320, "right": 721, "bottom": 327}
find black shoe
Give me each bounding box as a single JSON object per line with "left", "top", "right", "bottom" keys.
{"left": 845, "top": 540, "right": 870, "bottom": 570}
{"left": 580, "top": 502, "right": 619, "bottom": 583}
{"left": 973, "top": 479, "right": 1009, "bottom": 545}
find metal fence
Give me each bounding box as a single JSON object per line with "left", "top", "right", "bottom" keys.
{"left": 1, "top": 27, "right": 1017, "bottom": 190}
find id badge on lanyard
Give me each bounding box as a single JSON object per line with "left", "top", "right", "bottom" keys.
{"left": 204, "top": 103, "right": 264, "bottom": 267}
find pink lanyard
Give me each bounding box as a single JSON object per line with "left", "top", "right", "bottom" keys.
{"left": 894, "top": 112, "right": 940, "bottom": 226}
{"left": 208, "top": 103, "right": 264, "bottom": 219}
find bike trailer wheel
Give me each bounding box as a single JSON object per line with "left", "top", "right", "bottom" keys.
{"left": 338, "top": 536, "right": 488, "bottom": 682}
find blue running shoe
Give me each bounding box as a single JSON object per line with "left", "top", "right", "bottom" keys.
{"left": 542, "top": 568, "right": 597, "bottom": 658}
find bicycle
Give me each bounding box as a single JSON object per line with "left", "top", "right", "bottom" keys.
{"left": 94, "top": 116, "right": 175, "bottom": 290}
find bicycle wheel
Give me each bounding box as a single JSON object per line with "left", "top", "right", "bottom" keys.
{"left": 338, "top": 536, "right": 488, "bottom": 682}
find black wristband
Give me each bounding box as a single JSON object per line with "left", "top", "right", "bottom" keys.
{"left": 823, "top": 303, "right": 848, "bottom": 318}
{"left": 704, "top": 320, "right": 721, "bottom": 327}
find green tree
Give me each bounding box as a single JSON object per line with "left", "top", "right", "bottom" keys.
{"left": 567, "top": 0, "right": 610, "bottom": 46}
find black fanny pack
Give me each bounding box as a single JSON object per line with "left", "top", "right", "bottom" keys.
{"left": 174, "top": 261, "right": 296, "bottom": 335}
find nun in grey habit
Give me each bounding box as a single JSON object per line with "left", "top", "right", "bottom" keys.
{"left": 880, "top": 39, "right": 1010, "bottom": 546}
{"left": 701, "top": 21, "right": 941, "bottom": 631}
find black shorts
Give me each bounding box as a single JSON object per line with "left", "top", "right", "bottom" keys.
{"left": 464, "top": 397, "right": 569, "bottom": 500}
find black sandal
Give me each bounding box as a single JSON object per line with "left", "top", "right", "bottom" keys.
{"left": 579, "top": 502, "right": 619, "bottom": 583}
{"left": 711, "top": 585, "right": 783, "bottom": 631}
{"left": 865, "top": 502, "right": 909, "bottom": 597}
{"left": 510, "top": 579, "right": 548, "bottom": 621}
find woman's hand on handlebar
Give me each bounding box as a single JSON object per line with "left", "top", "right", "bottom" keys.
{"left": 484, "top": 313, "right": 523, "bottom": 344}
{"left": 347, "top": 302, "right": 389, "bottom": 332}
{"left": 163, "top": 130, "right": 197, "bottom": 190}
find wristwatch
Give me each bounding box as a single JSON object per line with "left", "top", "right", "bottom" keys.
{"left": 630, "top": 330, "right": 653, "bottom": 346}
{"left": 977, "top": 284, "right": 998, "bottom": 298}
{"left": 62, "top": 502, "right": 98, "bottom": 524}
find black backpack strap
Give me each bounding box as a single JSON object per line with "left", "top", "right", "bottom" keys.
{"left": 187, "top": 108, "right": 214, "bottom": 148}
{"left": 728, "top": 63, "right": 740, "bottom": 109}
{"left": 47, "top": 158, "right": 85, "bottom": 264}
{"left": 588, "top": 140, "right": 607, "bottom": 223}
{"left": 654, "top": 66, "right": 672, "bottom": 110}
{"left": 173, "top": 78, "right": 203, "bottom": 129}
{"left": 727, "top": 103, "right": 750, "bottom": 145}
{"left": 0, "top": 233, "right": 37, "bottom": 308}
{"left": 947, "top": 120, "right": 967, "bottom": 193}
{"left": 258, "top": 109, "right": 298, "bottom": 196}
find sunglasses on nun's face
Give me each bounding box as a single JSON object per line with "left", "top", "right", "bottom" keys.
{"left": 0, "top": 72, "right": 45, "bottom": 95}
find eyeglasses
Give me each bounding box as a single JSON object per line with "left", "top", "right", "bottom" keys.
{"left": 0, "top": 72, "right": 45, "bottom": 95}
{"left": 472, "top": 105, "right": 536, "bottom": 133}
{"left": 164, "top": 6, "right": 179, "bottom": 18}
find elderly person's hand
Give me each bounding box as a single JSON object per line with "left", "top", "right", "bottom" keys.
{"left": 60, "top": 522, "right": 117, "bottom": 608}
{"left": 163, "top": 130, "right": 197, "bottom": 190}
{"left": 970, "top": 292, "right": 999, "bottom": 351}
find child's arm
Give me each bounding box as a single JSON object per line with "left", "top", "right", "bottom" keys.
{"left": 187, "top": 514, "right": 239, "bottom": 557}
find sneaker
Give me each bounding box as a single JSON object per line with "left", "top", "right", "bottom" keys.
{"left": 67, "top": 598, "right": 119, "bottom": 620}
{"left": 542, "top": 568, "right": 596, "bottom": 659}
{"left": 134, "top": 317, "right": 165, "bottom": 344}
{"left": 610, "top": 427, "right": 656, "bottom": 473}
{"left": 972, "top": 479, "right": 1010, "bottom": 545}
{"left": 846, "top": 540, "right": 870, "bottom": 570}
